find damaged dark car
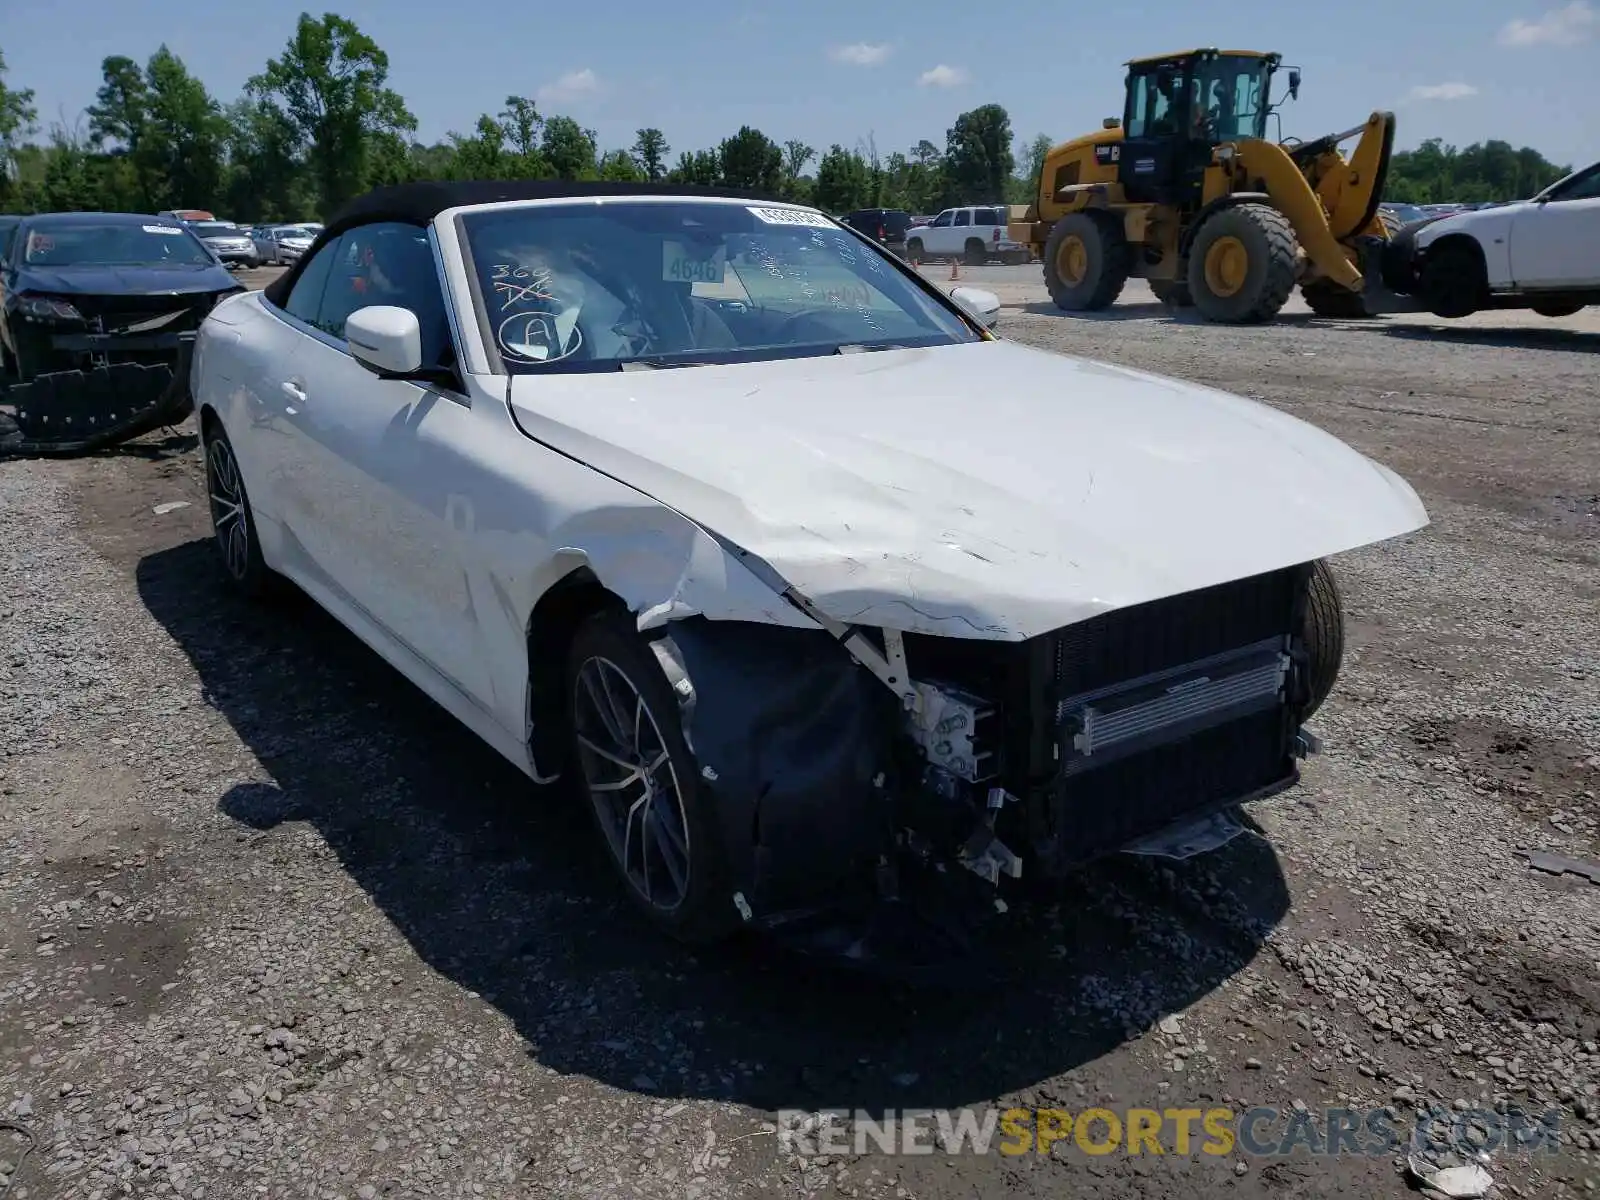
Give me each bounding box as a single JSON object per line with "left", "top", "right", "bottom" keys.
{"left": 0, "top": 211, "right": 243, "bottom": 456}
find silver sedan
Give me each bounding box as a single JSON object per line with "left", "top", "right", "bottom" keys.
{"left": 251, "top": 225, "right": 318, "bottom": 266}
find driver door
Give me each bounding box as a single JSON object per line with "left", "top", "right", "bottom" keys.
{"left": 1118, "top": 64, "right": 1193, "bottom": 204}
{"left": 1510, "top": 165, "right": 1600, "bottom": 289}
{"left": 274, "top": 222, "right": 500, "bottom": 709}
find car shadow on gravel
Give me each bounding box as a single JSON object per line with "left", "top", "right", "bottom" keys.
{"left": 1019, "top": 301, "right": 1176, "bottom": 321}
{"left": 1379, "top": 324, "right": 1600, "bottom": 354}
{"left": 136, "top": 537, "right": 1291, "bottom": 1113}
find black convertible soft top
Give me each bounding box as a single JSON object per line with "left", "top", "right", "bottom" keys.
{"left": 261, "top": 179, "right": 781, "bottom": 307}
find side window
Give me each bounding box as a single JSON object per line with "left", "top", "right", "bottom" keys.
{"left": 953, "top": 210, "right": 971, "bottom": 227}
{"left": 315, "top": 221, "right": 455, "bottom": 369}
{"left": 283, "top": 236, "right": 342, "bottom": 325}
{"left": 1548, "top": 166, "right": 1600, "bottom": 203}
{"left": 932, "top": 211, "right": 954, "bottom": 227}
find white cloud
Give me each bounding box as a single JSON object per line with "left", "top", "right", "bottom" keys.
{"left": 536, "top": 68, "right": 600, "bottom": 105}
{"left": 918, "top": 64, "right": 969, "bottom": 88}
{"left": 829, "top": 42, "right": 891, "bottom": 66}
{"left": 1498, "top": 1, "right": 1597, "bottom": 45}
{"left": 1406, "top": 82, "right": 1479, "bottom": 101}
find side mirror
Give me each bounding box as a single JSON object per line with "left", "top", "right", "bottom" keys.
{"left": 1288, "top": 69, "right": 1301, "bottom": 100}
{"left": 1102, "top": 117, "right": 1121, "bottom": 129}
{"left": 346, "top": 305, "right": 422, "bottom": 377}
{"left": 950, "top": 285, "right": 1001, "bottom": 329}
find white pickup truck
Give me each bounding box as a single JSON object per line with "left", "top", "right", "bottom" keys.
{"left": 1409, "top": 159, "right": 1600, "bottom": 318}
{"left": 905, "top": 206, "right": 1029, "bottom": 265}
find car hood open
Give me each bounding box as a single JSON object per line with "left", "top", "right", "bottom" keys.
{"left": 507, "top": 340, "right": 1428, "bottom": 640}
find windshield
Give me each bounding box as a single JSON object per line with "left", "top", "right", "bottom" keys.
{"left": 1190, "top": 56, "right": 1271, "bottom": 141}
{"left": 21, "top": 220, "right": 215, "bottom": 266}
{"left": 190, "top": 222, "right": 240, "bottom": 238}
{"left": 275, "top": 226, "right": 313, "bottom": 241}
{"left": 458, "top": 200, "right": 980, "bottom": 373}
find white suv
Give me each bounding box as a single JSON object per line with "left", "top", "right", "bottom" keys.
{"left": 906, "top": 206, "right": 1028, "bottom": 265}
{"left": 1409, "top": 159, "right": 1600, "bottom": 318}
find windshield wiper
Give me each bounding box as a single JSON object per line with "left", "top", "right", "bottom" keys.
{"left": 834, "top": 343, "right": 909, "bottom": 354}
{"left": 617, "top": 358, "right": 710, "bottom": 371}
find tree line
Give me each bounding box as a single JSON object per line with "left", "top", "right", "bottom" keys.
{"left": 0, "top": 18, "right": 1575, "bottom": 223}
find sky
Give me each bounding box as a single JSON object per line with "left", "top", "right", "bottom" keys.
{"left": 5, "top": 0, "right": 1596, "bottom": 173}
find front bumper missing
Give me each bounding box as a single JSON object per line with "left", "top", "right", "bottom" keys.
{"left": 0, "top": 332, "right": 196, "bottom": 457}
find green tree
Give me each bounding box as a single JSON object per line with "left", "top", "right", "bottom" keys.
{"left": 812, "top": 143, "right": 869, "bottom": 212}
{"left": 943, "top": 103, "right": 1014, "bottom": 204}
{"left": 540, "top": 115, "right": 597, "bottom": 179}
{"left": 248, "top": 13, "right": 417, "bottom": 213}
{"left": 718, "top": 125, "right": 782, "bottom": 192}
{"left": 498, "top": 96, "right": 543, "bottom": 157}
{"left": 221, "top": 97, "right": 307, "bottom": 220}
{"left": 667, "top": 148, "right": 721, "bottom": 186}
{"left": 631, "top": 127, "right": 669, "bottom": 181}
{"left": 0, "top": 49, "right": 39, "bottom": 206}
{"left": 140, "top": 46, "right": 227, "bottom": 209}
{"left": 598, "top": 149, "right": 644, "bottom": 182}
{"left": 781, "top": 138, "right": 815, "bottom": 200}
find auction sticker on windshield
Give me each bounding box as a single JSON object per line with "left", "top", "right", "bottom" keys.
{"left": 747, "top": 206, "right": 835, "bottom": 229}
{"left": 143, "top": 225, "right": 186, "bottom": 235}
{"left": 663, "top": 240, "right": 726, "bottom": 284}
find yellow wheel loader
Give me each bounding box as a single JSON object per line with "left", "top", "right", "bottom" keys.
{"left": 1009, "top": 49, "right": 1399, "bottom": 323}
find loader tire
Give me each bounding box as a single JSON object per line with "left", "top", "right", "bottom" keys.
{"left": 1149, "top": 278, "right": 1193, "bottom": 307}
{"left": 1300, "top": 559, "right": 1345, "bottom": 721}
{"left": 1301, "top": 280, "right": 1373, "bottom": 319}
{"left": 1186, "top": 202, "right": 1298, "bottom": 324}
{"left": 1301, "top": 209, "right": 1398, "bottom": 319}
{"left": 1043, "top": 211, "right": 1129, "bottom": 311}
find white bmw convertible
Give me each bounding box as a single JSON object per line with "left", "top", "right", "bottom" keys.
{"left": 192, "top": 181, "right": 1428, "bottom": 960}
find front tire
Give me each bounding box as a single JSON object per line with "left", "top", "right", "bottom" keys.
{"left": 1419, "top": 242, "right": 1485, "bottom": 319}
{"left": 1186, "top": 202, "right": 1298, "bottom": 324}
{"left": 1043, "top": 210, "right": 1130, "bottom": 311}
{"left": 202, "top": 417, "right": 277, "bottom": 598}
{"left": 1300, "top": 559, "right": 1345, "bottom": 721}
{"left": 564, "top": 610, "right": 737, "bottom": 944}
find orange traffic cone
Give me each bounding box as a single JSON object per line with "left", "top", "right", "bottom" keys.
{"left": 949, "top": 259, "right": 959, "bottom": 281}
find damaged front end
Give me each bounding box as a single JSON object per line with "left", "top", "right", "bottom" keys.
{"left": 645, "top": 562, "right": 1324, "bottom": 974}
{"left": 1, "top": 289, "right": 235, "bottom": 457}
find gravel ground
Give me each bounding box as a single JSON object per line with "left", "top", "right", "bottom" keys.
{"left": 1, "top": 267, "right": 1597, "bottom": 1199}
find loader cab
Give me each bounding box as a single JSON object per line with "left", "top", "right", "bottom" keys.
{"left": 1118, "top": 49, "right": 1281, "bottom": 206}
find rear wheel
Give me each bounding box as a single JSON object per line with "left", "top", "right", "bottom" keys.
{"left": 1149, "top": 278, "right": 1193, "bottom": 307}
{"left": 1531, "top": 300, "right": 1585, "bottom": 318}
{"left": 1186, "top": 202, "right": 1298, "bottom": 323}
{"left": 564, "top": 610, "right": 737, "bottom": 944}
{"left": 964, "top": 239, "right": 988, "bottom": 266}
{"left": 906, "top": 237, "right": 925, "bottom": 262}
{"left": 1043, "top": 211, "right": 1130, "bottom": 311}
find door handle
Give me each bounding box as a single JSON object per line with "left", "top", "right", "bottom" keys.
{"left": 280, "top": 380, "right": 306, "bottom": 412}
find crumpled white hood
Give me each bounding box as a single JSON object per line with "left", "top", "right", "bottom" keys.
{"left": 508, "top": 340, "right": 1428, "bottom": 639}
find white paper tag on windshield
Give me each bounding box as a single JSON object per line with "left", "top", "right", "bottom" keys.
{"left": 144, "top": 225, "right": 185, "bottom": 235}
{"left": 662, "top": 241, "right": 726, "bottom": 284}
{"left": 746, "top": 206, "right": 833, "bottom": 228}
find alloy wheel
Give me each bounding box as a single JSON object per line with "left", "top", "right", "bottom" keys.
{"left": 571, "top": 655, "right": 692, "bottom": 912}
{"left": 206, "top": 435, "right": 250, "bottom": 581}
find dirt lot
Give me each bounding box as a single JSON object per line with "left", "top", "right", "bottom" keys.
{"left": 2, "top": 267, "right": 1597, "bottom": 1199}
